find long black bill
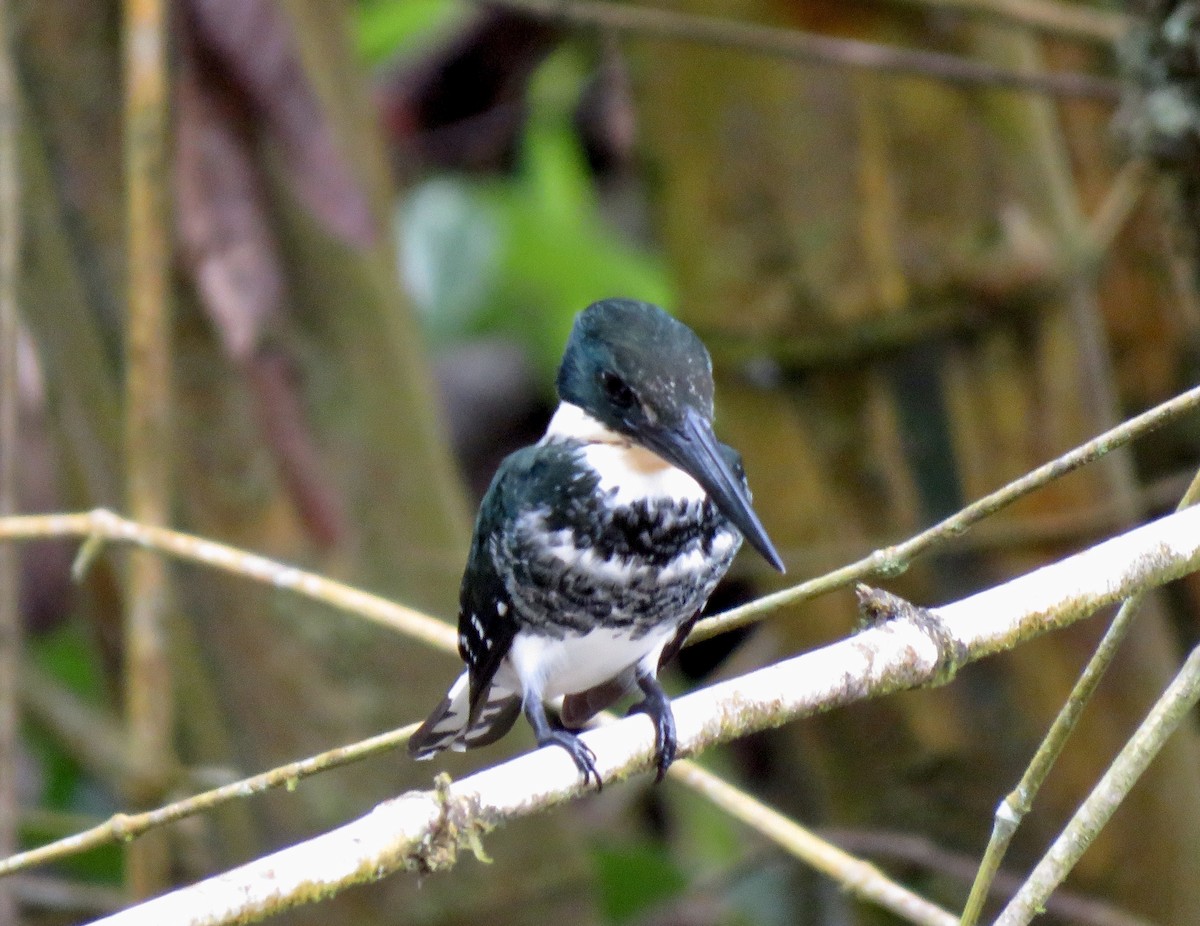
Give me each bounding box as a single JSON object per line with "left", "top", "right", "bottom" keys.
{"left": 645, "top": 409, "right": 786, "bottom": 573}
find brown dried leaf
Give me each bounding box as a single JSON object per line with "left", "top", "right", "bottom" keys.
{"left": 175, "top": 53, "right": 347, "bottom": 545}
{"left": 184, "top": 0, "right": 376, "bottom": 247}
{"left": 174, "top": 60, "right": 282, "bottom": 361}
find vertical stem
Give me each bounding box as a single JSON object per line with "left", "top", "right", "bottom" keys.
{"left": 959, "top": 473, "right": 1200, "bottom": 925}
{"left": 123, "top": 0, "right": 173, "bottom": 898}
{"left": 0, "top": 0, "right": 19, "bottom": 919}
{"left": 994, "top": 643, "right": 1200, "bottom": 926}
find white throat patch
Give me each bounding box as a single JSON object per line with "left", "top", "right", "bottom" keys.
{"left": 541, "top": 402, "right": 624, "bottom": 444}
{"left": 541, "top": 402, "right": 706, "bottom": 506}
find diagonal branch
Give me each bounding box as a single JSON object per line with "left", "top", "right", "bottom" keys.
{"left": 0, "top": 723, "right": 420, "bottom": 878}
{"left": 693, "top": 382, "right": 1200, "bottom": 641}
{"left": 0, "top": 509, "right": 458, "bottom": 651}
{"left": 959, "top": 466, "right": 1200, "bottom": 925}
{"left": 886, "top": 0, "right": 1128, "bottom": 44}
{"left": 82, "top": 501, "right": 1200, "bottom": 925}
{"left": 994, "top": 640, "right": 1200, "bottom": 926}
{"left": 477, "top": 0, "right": 1122, "bottom": 100}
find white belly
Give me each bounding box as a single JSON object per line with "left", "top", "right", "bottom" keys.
{"left": 497, "top": 625, "right": 676, "bottom": 702}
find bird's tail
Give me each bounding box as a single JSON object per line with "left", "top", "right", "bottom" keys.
{"left": 408, "top": 671, "right": 523, "bottom": 759}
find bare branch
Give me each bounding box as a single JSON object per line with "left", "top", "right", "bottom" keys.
{"left": 887, "top": 0, "right": 1128, "bottom": 44}
{"left": 0, "top": 509, "right": 458, "bottom": 652}
{"left": 0, "top": 511, "right": 953, "bottom": 924}
{"left": 477, "top": 0, "right": 1121, "bottom": 100}
{"left": 994, "top": 641, "right": 1200, "bottom": 925}
{"left": 825, "top": 828, "right": 1157, "bottom": 926}
{"left": 693, "top": 383, "right": 1200, "bottom": 642}
{"left": 80, "top": 502, "right": 1200, "bottom": 925}
{"left": 960, "top": 467, "right": 1200, "bottom": 926}
{"left": 0, "top": 723, "right": 419, "bottom": 879}
{"left": 669, "top": 762, "right": 958, "bottom": 926}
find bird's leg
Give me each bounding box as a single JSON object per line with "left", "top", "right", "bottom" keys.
{"left": 524, "top": 697, "right": 602, "bottom": 790}
{"left": 628, "top": 669, "right": 676, "bottom": 782}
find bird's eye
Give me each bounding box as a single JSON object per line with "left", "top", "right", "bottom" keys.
{"left": 600, "top": 371, "right": 637, "bottom": 409}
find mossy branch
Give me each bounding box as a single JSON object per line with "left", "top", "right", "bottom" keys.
{"left": 694, "top": 381, "right": 1200, "bottom": 642}
{"left": 0, "top": 510, "right": 952, "bottom": 925}
{"left": 70, "top": 500, "right": 1200, "bottom": 925}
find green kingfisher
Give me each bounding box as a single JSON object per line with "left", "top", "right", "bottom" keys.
{"left": 409, "top": 298, "right": 784, "bottom": 787}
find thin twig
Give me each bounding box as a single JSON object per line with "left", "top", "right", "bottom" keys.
{"left": 993, "top": 642, "right": 1200, "bottom": 926}
{"left": 2, "top": 397, "right": 1200, "bottom": 661}
{"left": 477, "top": 0, "right": 1121, "bottom": 101}
{"left": 825, "top": 828, "right": 1157, "bottom": 926}
{"left": 0, "top": 723, "right": 419, "bottom": 878}
{"left": 0, "top": 513, "right": 937, "bottom": 924}
{"left": 79, "top": 501, "right": 1200, "bottom": 925}
{"left": 691, "top": 383, "right": 1200, "bottom": 642}
{"left": 4, "top": 435, "right": 1200, "bottom": 918}
{"left": 0, "top": 510, "right": 458, "bottom": 652}
{"left": 887, "top": 0, "right": 1129, "bottom": 44}
{"left": 671, "top": 763, "right": 957, "bottom": 926}
{"left": 123, "top": 0, "right": 173, "bottom": 896}
{"left": 0, "top": 0, "right": 20, "bottom": 919}
{"left": 959, "top": 468, "right": 1200, "bottom": 926}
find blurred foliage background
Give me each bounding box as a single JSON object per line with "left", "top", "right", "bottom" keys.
{"left": 8, "top": 0, "right": 1200, "bottom": 924}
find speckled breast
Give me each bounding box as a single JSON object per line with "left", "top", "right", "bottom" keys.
{"left": 498, "top": 491, "right": 742, "bottom": 640}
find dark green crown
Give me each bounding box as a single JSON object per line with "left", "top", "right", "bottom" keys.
{"left": 556, "top": 299, "right": 715, "bottom": 436}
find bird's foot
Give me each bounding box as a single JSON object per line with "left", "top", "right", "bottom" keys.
{"left": 628, "top": 695, "right": 677, "bottom": 782}
{"left": 538, "top": 729, "right": 602, "bottom": 791}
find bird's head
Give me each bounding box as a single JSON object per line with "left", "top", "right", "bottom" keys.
{"left": 557, "top": 299, "right": 785, "bottom": 572}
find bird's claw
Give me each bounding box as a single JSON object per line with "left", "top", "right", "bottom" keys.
{"left": 539, "top": 729, "right": 602, "bottom": 791}
{"left": 628, "top": 697, "right": 676, "bottom": 782}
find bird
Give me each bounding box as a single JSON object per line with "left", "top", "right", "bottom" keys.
{"left": 408, "top": 298, "right": 784, "bottom": 787}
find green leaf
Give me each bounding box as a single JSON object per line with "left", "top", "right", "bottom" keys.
{"left": 355, "top": 0, "right": 464, "bottom": 65}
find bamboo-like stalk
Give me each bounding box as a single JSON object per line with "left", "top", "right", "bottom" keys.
{"left": 0, "top": 0, "right": 20, "bottom": 920}
{"left": 122, "top": 0, "right": 173, "bottom": 898}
